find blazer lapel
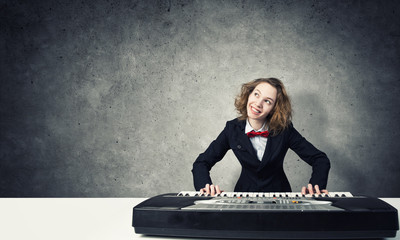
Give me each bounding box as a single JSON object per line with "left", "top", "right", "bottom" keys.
{"left": 258, "top": 134, "right": 274, "bottom": 171}
{"left": 236, "top": 120, "right": 260, "bottom": 163}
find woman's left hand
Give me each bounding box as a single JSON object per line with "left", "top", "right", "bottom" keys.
{"left": 301, "top": 184, "right": 328, "bottom": 195}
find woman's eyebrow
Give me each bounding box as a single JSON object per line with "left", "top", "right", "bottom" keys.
{"left": 266, "top": 97, "right": 275, "bottom": 103}
{"left": 255, "top": 88, "right": 275, "bottom": 102}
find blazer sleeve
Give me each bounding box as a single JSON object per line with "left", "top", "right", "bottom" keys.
{"left": 287, "top": 124, "right": 331, "bottom": 189}
{"left": 192, "top": 122, "right": 231, "bottom": 191}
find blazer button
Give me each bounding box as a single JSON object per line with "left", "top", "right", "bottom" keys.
{"left": 237, "top": 145, "right": 242, "bottom": 149}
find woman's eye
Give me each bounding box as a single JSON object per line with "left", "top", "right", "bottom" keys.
{"left": 254, "top": 92, "right": 259, "bottom": 96}
{"left": 265, "top": 100, "right": 271, "bottom": 104}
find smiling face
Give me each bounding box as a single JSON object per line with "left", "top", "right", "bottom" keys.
{"left": 246, "top": 82, "right": 277, "bottom": 128}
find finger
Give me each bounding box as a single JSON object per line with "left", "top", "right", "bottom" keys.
{"left": 308, "top": 184, "right": 314, "bottom": 195}
{"left": 301, "top": 186, "right": 306, "bottom": 195}
{"left": 314, "top": 185, "right": 321, "bottom": 195}
{"left": 210, "top": 185, "right": 215, "bottom": 196}
{"left": 205, "top": 184, "right": 210, "bottom": 195}
{"left": 215, "top": 185, "right": 221, "bottom": 194}
{"left": 322, "top": 189, "right": 329, "bottom": 194}
{"left": 200, "top": 188, "right": 204, "bottom": 194}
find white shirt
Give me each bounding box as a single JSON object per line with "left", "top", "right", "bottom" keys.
{"left": 245, "top": 119, "right": 268, "bottom": 161}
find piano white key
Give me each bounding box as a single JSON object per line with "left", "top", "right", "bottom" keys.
{"left": 344, "top": 192, "right": 353, "bottom": 197}
{"left": 261, "top": 192, "right": 268, "bottom": 197}
{"left": 177, "top": 191, "right": 186, "bottom": 196}
{"left": 334, "top": 192, "right": 344, "bottom": 197}
{"left": 291, "top": 192, "right": 296, "bottom": 197}
{"left": 226, "top": 192, "right": 234, "bottom": 197}
{"left": 333, "top": 192, "right": 341, "bottom": 197}
{"left": 338, "top": 192, "right": 353, "bottom": 197}
{"left": 186, "top": 191, "right": 197, "bottom": 196}
{"left": 177, "top": 191, "right": 354, "bottom": 198}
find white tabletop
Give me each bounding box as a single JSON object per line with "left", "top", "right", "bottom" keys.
{"left": 0, "top": 197, "right": 399, "bottom": 240}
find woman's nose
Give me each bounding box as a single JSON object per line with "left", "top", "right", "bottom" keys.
{"left": 256, "top": 98, "right": 263, "bottom": 107}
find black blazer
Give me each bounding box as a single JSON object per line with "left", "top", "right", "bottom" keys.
{"left": 192, "top": 118, "right": 330, "bottom": 192}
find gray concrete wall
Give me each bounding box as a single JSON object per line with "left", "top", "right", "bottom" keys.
{"left": 1, "top": 0, "right": 399, "bottom": 197}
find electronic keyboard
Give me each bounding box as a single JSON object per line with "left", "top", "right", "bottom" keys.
{"left": 132, "top": 191, "right": 399, "bottom": 239}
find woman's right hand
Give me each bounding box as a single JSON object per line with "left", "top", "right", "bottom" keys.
{"left": 199, "top": 184, "right": 222, "bottom": 196}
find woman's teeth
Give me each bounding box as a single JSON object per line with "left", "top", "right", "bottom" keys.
{"left": 252, "top": 107, "right": 261, "bottom": 113}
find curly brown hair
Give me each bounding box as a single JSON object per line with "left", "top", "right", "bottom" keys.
{"left": 234, "top": 78, "right": 292, "bottom": 135}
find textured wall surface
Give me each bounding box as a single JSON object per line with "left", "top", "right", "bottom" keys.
{"left": 1, "top": 0, "right": 399, "bottom": 197}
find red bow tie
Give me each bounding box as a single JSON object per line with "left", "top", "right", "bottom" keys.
{"left": 247, "top": 130, "right": 270, "bottom": 138}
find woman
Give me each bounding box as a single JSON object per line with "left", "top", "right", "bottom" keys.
{"left": 192, "top": 78, "right": 330, "bottom": 196}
